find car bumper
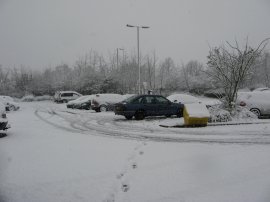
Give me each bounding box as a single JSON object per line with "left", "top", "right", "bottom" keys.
{"left": 114, "top": 110, "right": 134, "bottom": 116}
{"left": 0, "top": 122, "right": 9, "bottom": 130}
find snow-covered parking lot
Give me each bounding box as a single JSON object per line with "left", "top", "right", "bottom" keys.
{"left": 1, "top": 101, "right": 270, "bottom": 202}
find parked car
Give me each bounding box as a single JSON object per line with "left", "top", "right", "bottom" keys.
{"left": 0, "top": 96, "right": 20, "bottom": 111}
{"left": 167, "top": 94, "right": 202, "bottom": 104}
{"left": 114, "top": 94, "right": 184, "bottom": 120}
{"left": 237, "top": 91, "right": 270, "bottom": 117}
{"left": 66, "top": 95, "right": 94, "bottom": 110}
{"left": 91, "top": 94, "right": 124, "bottom": 112}
{"left": 0, "top": 102, "right": 10, "bottom": 136}
{"left": 167, "top": 93, "right": 221, "bottom": 108}
{"left": 253, "top": 87, "right": 270, "bottom": 92}
{"left": 54, "top": 91, "right": 82, "bottom": 103}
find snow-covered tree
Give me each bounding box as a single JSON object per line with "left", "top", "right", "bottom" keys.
{"left": 206, "top": 38, "right": 269, "bottom": 111}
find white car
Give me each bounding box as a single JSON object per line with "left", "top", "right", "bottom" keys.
{"left": 167, "top": 94, "right": 202, "bottom": 105}
{"left": 91, "top": 94, "right": 125, "bottom": 112}
{"left": 66, "top": 95, "right": 95, "bottom": 110}
{"left": 54, "top": 91, "right": 82, "bottom": 103}
{"left": 253, "top": 87, "right": 270, "bottom": 92}
{"left": 167, "top": 93, "right": 221, "bottom": 108}
{"left": 0, "top": 102, "right": 10, "bottom": 136}
{"left": 237, "top": 91, "right": 270, "bottom": 117}
{"left": 0, "top": 96, "right": 20, "bottom": 111}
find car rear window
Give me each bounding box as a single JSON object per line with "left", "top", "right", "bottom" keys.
{"left": 155, "top": 96, "right": 169, "bottom": 104}
{"left": 61, "top": 93, "right": 73, "bottom": 97}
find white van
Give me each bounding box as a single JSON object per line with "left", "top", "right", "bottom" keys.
{"left": 54, "top": 91, "right": 82, "bottom": 103}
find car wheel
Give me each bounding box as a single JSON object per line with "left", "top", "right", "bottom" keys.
{"left": 9, "top": 105, "right": 15, "bottom": 111}
{"left": 100, "top": 105, "right": 107, "bottom": 112}
{"left": 135, "top": 110, "right": 145, "bottom": 120}
{"left": 125, "top": 115, "right": 133, "bottom": 120}
{"left": 250, "top": 108, "right": 261, "bottom": 117}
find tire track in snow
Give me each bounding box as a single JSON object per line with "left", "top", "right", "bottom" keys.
{"left": 35, "top": 107, "right": 270, "bottom": 145}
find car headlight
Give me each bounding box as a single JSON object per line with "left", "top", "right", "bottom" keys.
{"left": 2, "top": 113, "right": 7, "bottom": 118}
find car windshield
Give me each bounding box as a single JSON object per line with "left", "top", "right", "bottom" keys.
{"left": 123, "top": 95, "right": 138, "bottom": 103}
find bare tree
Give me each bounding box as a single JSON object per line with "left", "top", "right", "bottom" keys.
{"left": 206, "top": 38, "right": 269, "bottom": 111}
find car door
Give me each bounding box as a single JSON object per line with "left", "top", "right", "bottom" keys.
{"left": 255, "top": 93, "right": 270, "bottom": 115}
{"left": 141, "top": 96, "right": 157, "bottom": 116}
{"left": 154, "top": 96, "right": 173, "bottom": 115}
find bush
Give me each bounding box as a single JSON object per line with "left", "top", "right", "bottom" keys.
{"left": 208, "top": 105, "right": 232, "bottom": 123}
{"left": 231, "top": 106, "right": 258, "bottom": 121}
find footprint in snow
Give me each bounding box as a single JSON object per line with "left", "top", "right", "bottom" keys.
{"left": 116, "top": 172, "right": 125, "bottom": 179}
{"left": 121, "top": 183, "right": 130, "bottom": 192}
{"left": 132, "top": 163, "right": 137, "bottom": 169}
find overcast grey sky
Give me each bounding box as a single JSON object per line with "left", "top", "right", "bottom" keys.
{"left": 0, "top": 0, "right": 269, "bottom": 69}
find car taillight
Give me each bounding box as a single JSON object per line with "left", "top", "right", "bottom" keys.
{"left": 239, "top": 101, "right": 246, "bottom": 106}
{"left": 2, "top": 113, "right": 6, "bottom": 118}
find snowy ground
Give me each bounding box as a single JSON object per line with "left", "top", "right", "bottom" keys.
{"left": 1, "top": 101, "right": 270, "bottom": 202}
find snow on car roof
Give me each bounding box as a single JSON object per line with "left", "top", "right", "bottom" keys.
{"left": 93, "top": 94, "right": 124, "bottom": 102}
{"left": 167, "top": 94, "right": 201, "bottom": 104}
{"left": 238, "top": 91, "right": 270, "bottom": 101}
{"left": 253, "top": 87, "right": 270, "bottom": 91}
{"left": 68, "top": 95, "right": 95, "bottom": 104}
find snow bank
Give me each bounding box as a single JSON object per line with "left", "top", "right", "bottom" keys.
{"left": 184, "top": 103, "right": 210, "bottom": 118}
{"left": 20, "top": 95, "right": 52, "bottom": 102}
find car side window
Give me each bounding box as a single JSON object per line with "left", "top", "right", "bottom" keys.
{"left": 144, "top": 96, "right": 156, "bottom": 104}
{"left": 155, "top": 96, "right": 170, "bottom": 104}
{"left": 132, "top": 97, "right": 144, "bottom": 104}
{"left": 61, "top": 93, "right": 73, "bottom": 97}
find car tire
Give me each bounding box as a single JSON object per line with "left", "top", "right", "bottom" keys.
{"left": 135, "top": 110, "right": 145, "bottom": 120}
{"left": 125, "top": 115, "right": 133, "bottom": 120}
{"left": 100, "top": 105, "right": 107, "bottom": 112}
{"left": 9, "top": 105, "right": 15, "bottom": 111}
{"left": 85, "top": 106, "right": 91, "bottom": 110}
{"left": 250, "top": 108, "right": 261, "bottom": 117}
{"left": 176, "top": 110, "right": 183, "bottom": 118}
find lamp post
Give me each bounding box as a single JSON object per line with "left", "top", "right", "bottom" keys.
{"left": 126, "top": 24, "right": 150, "bottom": 94}
{"left": 117, "top": 48, "right": 124, "bottom": 70}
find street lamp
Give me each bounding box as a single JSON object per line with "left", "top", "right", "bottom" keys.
{"left": 126, "top": 24, "right": 150, "bottom": 94}
{"left": 117, "top": 48, "right": 124, "bottom": 70}
{"left": 116, "top": 48, "right": 125, "bottom": 93}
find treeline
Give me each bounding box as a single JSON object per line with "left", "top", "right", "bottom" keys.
{"left": 0, "top": 50, "right": 269, "bottom": 97}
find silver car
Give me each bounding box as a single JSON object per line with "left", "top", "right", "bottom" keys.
{"left": 237, "top": 91, "right": 270, "bottom": 117}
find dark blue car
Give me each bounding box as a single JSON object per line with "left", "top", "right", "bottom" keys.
{"left": 114, "top": 94, "right": 184, "bottom": 120}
